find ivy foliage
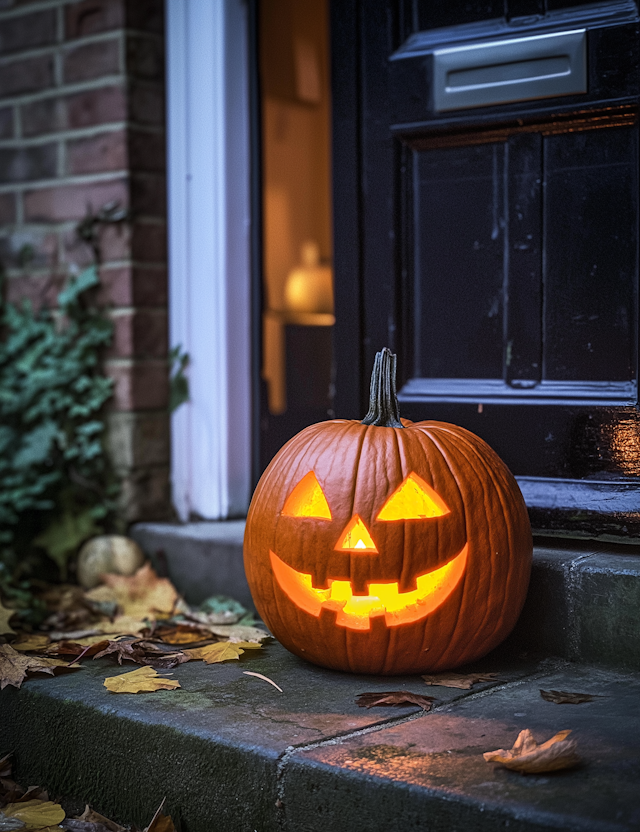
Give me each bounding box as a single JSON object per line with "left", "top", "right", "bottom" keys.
{"left": 0, "top": 265, "right": 118, "bottom": 585}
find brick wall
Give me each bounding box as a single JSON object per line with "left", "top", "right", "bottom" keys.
{"left": 0, "top": 0, "right": 171, "bottom": 522}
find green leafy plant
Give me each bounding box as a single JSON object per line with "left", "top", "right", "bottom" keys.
{"left": 0, "top": 265, "right": 118, "bottom": 584}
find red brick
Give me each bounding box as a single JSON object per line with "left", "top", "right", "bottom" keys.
{"left": 130, "top": 222, "right": 165, "bottom": 262}
{"left": 0, "top": 8, "right": 56, "bottom": 54}
{"left": 130, "top": 173, "right": 165, "bottom": 217}
{"left": 21, "top": 97, "right": 66, "bottom": 137}
{"left": 5, "top": 272, "right": 65, "bottom": 311}
{"left": 128, "top": 128, "right": 165, "bottom": 172}
{"left": 0, "top": 144, "right": 56, "bottom": 182}
{"left": 65, "top": 0, "right": 125, "bottom": 39}
{"left": 0, "top": 193, "right": 15, "bottom": 223}
{"left": 66, "top": 129, "right": 127, "bottom": 175}
{"left": 128, "top": 80, "right": 164, "bottom": 125}
{"left": 0, "top": 55, "right": 54, "bottom": 97}
{"left": 98, "top": 264, "right": 167, "bottom": 306}
{"left": 0, "top": 107, "right": 13, "bottom": 139}
{"left": 67, "top": 85, "right": 126, "bottom": 128}
{"left": 99, "top": 220, "right": 131, "bottom": 261}
{"left": 24, "top": 179, "right": 129, "bottom": 222}
{"left": 108, "top": 309, "right": 168, "bottom": 358}
{"left": 106, "top": 359, "right": 169, "bottom": 410}
{"left": 63, "top": 37, "right": 120, "bottom": 83}
{"left": 126, "top": 33, "right": 163, "bottom": 81}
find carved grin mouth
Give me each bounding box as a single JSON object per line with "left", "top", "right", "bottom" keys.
{"left": 269, "top": 544, "right": 468, "bottom": 630}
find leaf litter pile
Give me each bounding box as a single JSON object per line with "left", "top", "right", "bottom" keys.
{"left": 0, "top": 752, "right": 176, "bottom": 831}
{"left": 0, "top": 562, "right": 271, "bottom": 693}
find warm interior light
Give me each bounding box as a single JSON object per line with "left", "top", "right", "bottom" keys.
{"left": 282, "top": 471, "right": 332, "bottom": 519}
{"left": 335, "top": 515, "right": 378, "bottom": 552}
{"left": 376, "top": 472, "right": 450, "bottom": 521}
{"left": 270, "top": 544, "right": 468, "bottom": 630}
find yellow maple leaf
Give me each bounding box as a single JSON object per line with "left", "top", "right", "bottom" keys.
{"left": 0, "top": 600, "right": 16, "bottom": 635}
{"left": 11, "top": 634, "right": 51, "bottom": 653}
{"left": 3, "top": 798, "right": 65, "bottom": 827}
{"left": 186, "top": 642, "right": 246, "bottom": 663}
{"left": 104, "top": 665, "right": 181, "bottom": 694}
{"left": 87, "top": 564, "right": 178, "bottom": 620}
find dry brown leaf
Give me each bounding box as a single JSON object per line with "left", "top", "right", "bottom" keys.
{"left": 143, "top": 799, "right": 175, "bottom": 832}
{"left": 356, "top": 691, "right": 436, "bottom": 711}
{"left": 186, "top": 642, "right": 246, "bottom": 664}
{"left": 0, "top": 602, "right": 16, "bottom": 636}
{"left": 10, "top": 635, "right": 51, "bottom": 653}
{"left": 153, "top": 625, "right": 210, "bottom": 645}
{"left": 242, "top": 671, "right": 283, "bottom": 692}
{"left": 103, "top": 665, "right": 181, "bottom": 694}
{"left": 0, "top": 645, "right": 78, "bottom": 690}
{"left": 86, "top": 565, "right": 178, "bottom": 620}
{"left": 540, "top": 689, "right": 601, "bottom": 705}
{"left": 483, "top": 728, "right": 580, "bottom": 773}
{"left": 92, "top": 616, "right": 148, "bottom": 636}
{"left": 71, "top": 804, "right": 126, "bottom": 832}
{"left": 3, "top": 799, "right": 65, "bottom": 828}
{"left": 422, "top": 672, "right": 501, "bottom": 689}
{"left": 94, "top": 638, "right": 189, "bottom": 670}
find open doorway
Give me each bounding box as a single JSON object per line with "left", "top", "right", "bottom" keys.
{"left": 258, "top": 0, "right": 333, "bottom": 470}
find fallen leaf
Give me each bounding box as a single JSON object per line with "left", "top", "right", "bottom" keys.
{"left": 10, "top": 635, "right": 51, "bottom": 653}
{"left": 103, "top": 666, "right": 181, "bottom": 694}
{"left": 3, "top": 799, "right": 65, "bottom": 828}
{"left": 422, "top": 672, "right": 501, "bottom": 689}
{"left": 483, "top": 728, "right": 580, "bottom": 773}
{"left": 0, "top": 602, "right": 16, "bottom": 636}
{"left": 186, "top": 642, "right": 246, "bottom": 663}
{"left": 243, "top": 671, "right": 283, "bottom": 692}
{"left": 144, "top": 798, "right": 175, "bottom": 832}
{"left": 153, "top": 624, "right": 210, "bottom": 645}
{"left": 205, "top": 624, "right": 269, "bottom": 643}
{"left": 356, "top": 691, "right": 435, "bottom": 711}
{"left": 66, "top": 805, "right": 126, "bottom": 832}
{"left": 0, "top": 645, "right": 78, "bottom": 690}
{"left": 93, "top": 616, "right": 148, "bottom": 636}
{"left": 87, "top": 564, "right": 178, "bottom": 620}
{"left": 45, "top": 641, "right": 109, "bottom": 662}
{"left": 93, "top": 638, "right": 189, "bottom": 669}
{"left": 540, "top": 689, "right": 601, "bottom": 704}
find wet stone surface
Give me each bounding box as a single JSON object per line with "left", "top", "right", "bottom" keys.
{"left": 2, "top": 640, "right": 639, "bottom": 832}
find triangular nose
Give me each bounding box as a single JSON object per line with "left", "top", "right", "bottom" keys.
{"left": 335, "top": 515, "right": 378, "bottom": 552}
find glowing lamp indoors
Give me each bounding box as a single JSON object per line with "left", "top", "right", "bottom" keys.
{"left": 244, "top": 349, "right": 533, "bottom": 675}
{"left": 284, "top": 241, "right": 334, "bottom": 314}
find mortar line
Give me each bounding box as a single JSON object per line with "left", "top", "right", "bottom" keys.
{"left": 272, "top": 660, "right": 567, "bottom": 830}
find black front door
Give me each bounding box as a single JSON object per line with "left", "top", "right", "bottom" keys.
{"left": 331, "top": 0, "right": 639, "bottom": 537}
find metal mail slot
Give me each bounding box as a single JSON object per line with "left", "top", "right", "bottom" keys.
{"left": 433, "top": 29, "right": 587, "bottom": 112}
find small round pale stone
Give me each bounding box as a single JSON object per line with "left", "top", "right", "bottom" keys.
{"left": 77, "top": 535, "right": 146, "bottom": 589}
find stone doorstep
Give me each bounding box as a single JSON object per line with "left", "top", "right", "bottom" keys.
{"left": 2, "top": 642, "right": 639, "bottom": 832}
{"left": 131, "top": 522, "right": 640, "bottom": 671}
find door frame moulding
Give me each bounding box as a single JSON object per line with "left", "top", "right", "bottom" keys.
{"left": 165, "top": 0, "right": 251, "bottom": 520}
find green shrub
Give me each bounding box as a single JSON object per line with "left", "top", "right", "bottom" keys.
{"left": 0, "top": 265, "right": 119, "bottom": 586}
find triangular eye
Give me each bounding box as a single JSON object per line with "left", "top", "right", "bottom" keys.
{"left": 282, "top": 471, "right": 332, "bottom": 519}
{"left": 376, "top": 472, "right": 450, "bottom": 521}
{"left": 335, "top": 515, "right": 378, "bottom": 552}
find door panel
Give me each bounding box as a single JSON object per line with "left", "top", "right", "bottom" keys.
{"left": 331, "top": 0, "right": 640, "bottom": 538}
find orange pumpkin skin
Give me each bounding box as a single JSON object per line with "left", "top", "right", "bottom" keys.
{"left": 244, "top": 415, "right": 532, "bottom": 675}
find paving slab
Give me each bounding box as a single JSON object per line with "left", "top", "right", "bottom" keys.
{"left": 283, "top": 663, "right": 640, "bottom": 832}
{"left": 2, "top": 638, "right": 638, "bottom": 832}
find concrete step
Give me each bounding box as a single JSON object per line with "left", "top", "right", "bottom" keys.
{"left": 131, "top": 522, "right": 640, "bottom": 672}
{"left": 3, "top": 642, "right": 639, "bottom": 832}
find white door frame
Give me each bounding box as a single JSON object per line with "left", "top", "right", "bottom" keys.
{"left": 165, "top": 0, "right": 252, "bottom": 520}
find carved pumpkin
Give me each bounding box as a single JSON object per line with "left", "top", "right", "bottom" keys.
{"left": 244, "top": 349, "right": 532, "bottom": 674}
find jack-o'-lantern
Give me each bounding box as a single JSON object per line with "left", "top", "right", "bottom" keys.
{"left": 244, "top": 349, "right": 532, "bottom": 674}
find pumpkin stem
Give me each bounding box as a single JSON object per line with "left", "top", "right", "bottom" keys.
{"left": 361, "top": 348, "right": 403, "bottom": 428}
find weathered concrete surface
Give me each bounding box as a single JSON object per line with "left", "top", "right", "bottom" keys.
{"left": 283, "top": 663, "right": 640, "bottom": 832}
{"left": 2, "top": 641, "right": 638, "bottom": 832}
{"left": 130, "top": 520, "right": 252, "bottom": 609}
